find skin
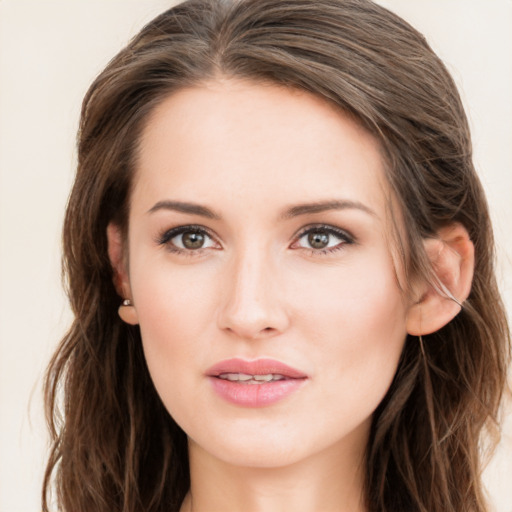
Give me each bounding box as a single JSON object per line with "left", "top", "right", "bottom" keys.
{"left": 109, "top": 79, "right": 473, "bottom": 511}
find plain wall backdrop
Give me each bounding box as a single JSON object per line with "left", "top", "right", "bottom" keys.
{"left": 0, "top": 1, "right": 511, "bottom": 510}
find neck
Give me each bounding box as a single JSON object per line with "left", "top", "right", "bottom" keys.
{"left": 181, "top": 432, "right": 368, "bottom": 512}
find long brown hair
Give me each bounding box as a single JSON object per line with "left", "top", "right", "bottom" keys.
{"left": 43, "top": 1, "right": 510, "bottom": 511}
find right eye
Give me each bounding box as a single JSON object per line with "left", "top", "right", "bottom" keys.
{"left": 157, "top": 225, "right": 219, "bottom": 254}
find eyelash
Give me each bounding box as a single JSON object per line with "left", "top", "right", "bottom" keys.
{"left": 156, "top": 223, "right": 355, "bottom": 258}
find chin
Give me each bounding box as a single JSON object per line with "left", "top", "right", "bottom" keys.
{"left": 199, "top": 436, "right": 308, "bottom": 469}
{"left": 186, "top": 414, "right": 369, "bottom": 471}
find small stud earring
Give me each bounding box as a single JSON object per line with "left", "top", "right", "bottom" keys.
{"left": 118, "top": 298, "right": 139, "bottom": 325}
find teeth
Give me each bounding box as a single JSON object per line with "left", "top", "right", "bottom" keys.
{"left": 236, "top": 373, "right": 253, "bottom": 381}
{"left": 225, "top": 373, "right": 252, "bottom": 381}
{"left": 253, "top": 374, "right": 273, "bottom": 381}
{"left": 218, "top": 373, "right": 285, "bottom": 382}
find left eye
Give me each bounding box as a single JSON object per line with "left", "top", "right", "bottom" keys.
{"left": 295, "top": 227, "right": 351, "bottom": 251}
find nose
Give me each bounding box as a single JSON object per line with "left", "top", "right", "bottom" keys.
{"left": 217, "top": 245, "right": 290, "bottom": 340}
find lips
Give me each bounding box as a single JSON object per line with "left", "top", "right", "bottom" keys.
{"left": 207, "top": 358, "right": 307, "bottom": 379}
{"left": 206, "top": 358, "right": 308, "bottom": 407}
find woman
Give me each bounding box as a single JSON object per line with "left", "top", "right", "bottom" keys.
{"left": 43, "top": 1, "right": 510, "bottom": 511}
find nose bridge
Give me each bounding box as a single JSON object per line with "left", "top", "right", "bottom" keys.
{"left": 218, "top": 239, "right": 288, "bottom": 339}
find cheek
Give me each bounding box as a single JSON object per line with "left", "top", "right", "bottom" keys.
{"left": 129, "top": 259, "right": 218, "bottom": 392}
{"left": 292, "top": 253, "right": 407, "bottom": 400}
{"left": 294, "top": 250, "right": 407, "bottom": 340}
{"left": 130, "top": 268, "right": 228, "bottom": 458}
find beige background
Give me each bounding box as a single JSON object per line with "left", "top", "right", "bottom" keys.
{"left": 0, "top": 1, "right": 510, "bottom": 510}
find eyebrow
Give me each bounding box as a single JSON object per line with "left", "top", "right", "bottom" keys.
{"left": 147, "top": 198, "right": 376, "bottom": 220}
{"left": 147, "top": 200, "right": 221, "bottom": 219}
{"left": 279, "top": 199, "right": 376, "bottom": 220}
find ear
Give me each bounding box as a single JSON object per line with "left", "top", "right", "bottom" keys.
{"left": 406, "top": 223, "right": 474, "bottom": 336}
{"left": 107, "top": 223, "right": 139, "bottom": 325}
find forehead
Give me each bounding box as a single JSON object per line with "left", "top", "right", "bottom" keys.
{"left": 134, "top": 79, "right": 390, "bottom": 220}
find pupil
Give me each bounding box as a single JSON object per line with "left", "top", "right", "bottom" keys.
{"left": 308, "top": 231, "right": 329, "bottom": 249}
{"left": 183, "top": 232, "right": 204, "bottom": 249}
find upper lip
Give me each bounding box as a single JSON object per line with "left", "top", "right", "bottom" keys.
{"left": 206, "top": 358, "right": 307, "bottom": 379}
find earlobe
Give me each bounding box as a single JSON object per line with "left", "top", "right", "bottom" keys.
{"left": 406, "top": 223, "right": 474, "bottom": 336}
{"left": 118, "top": 299, "right": 139, "bottom": 326}
{"left": 107, "top": 223, "right": 139, "bottom": 326}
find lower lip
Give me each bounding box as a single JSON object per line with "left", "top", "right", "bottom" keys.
{"left": 209, "top": 377, "right": 306, "bottom": 407}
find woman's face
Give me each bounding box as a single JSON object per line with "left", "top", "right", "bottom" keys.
{"left": 121, "top": 79, "right": 410, "bottom": 468}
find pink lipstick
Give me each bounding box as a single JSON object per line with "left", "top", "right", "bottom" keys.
{"left": 206, "top": 358, "right": 307, "bottom": 407}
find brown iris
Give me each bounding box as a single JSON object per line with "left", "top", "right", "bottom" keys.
{"left": 308, "top": 230, "right": 329, "bottom": 249}
{"left": 182, "top": 231, "right": 205, "bottom": 249}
